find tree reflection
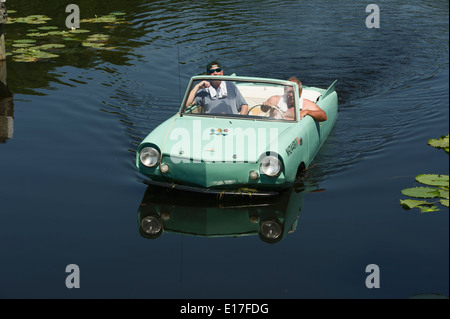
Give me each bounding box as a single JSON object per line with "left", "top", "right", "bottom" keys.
{"left": 4, "top": 0, "right": 150, "bottom": 95}
{"left": 0, "top": 61, "right": 13, "bottom": 143}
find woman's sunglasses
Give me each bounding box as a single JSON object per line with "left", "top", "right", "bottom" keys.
{"left": 207, "top": 68, "right": 222, "bottom": 74}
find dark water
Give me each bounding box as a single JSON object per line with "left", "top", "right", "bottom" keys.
{"left": 0, "top": 0, "right": 448, "bottom": 299}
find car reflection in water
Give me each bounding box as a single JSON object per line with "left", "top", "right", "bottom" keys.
{"left": 137, "top": 183, "right": 314, "bottom": 244}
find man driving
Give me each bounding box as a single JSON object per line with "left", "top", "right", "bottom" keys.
{"left": 186, "top": 61, "right": 248, "bottom": 115}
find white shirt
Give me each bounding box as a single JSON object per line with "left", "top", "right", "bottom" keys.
{"left": 277, "top": 94, "right": 303, "bottom": 112}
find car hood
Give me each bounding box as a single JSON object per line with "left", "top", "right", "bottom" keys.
{"left": 142, "top": 115, "right": 293, "bottom": 163}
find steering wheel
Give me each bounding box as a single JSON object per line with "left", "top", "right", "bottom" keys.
{"left": 247, "top": 104, "right": 284, "bottom": 119}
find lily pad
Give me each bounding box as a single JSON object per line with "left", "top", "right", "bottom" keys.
{"left": 13, "top": 15, "right": 52, "bottom": 24}
{"left": 47, "top": 31, "right": 70, "bottom": 36}
{"left": 12, "top": 49, "right": 59, "bottom": 62}
{"left": 86, "top": 34, "right": 110, "bottom": 42}
{"left": 82, "top": 42, "right": 106, "bottom": 48}
{"left": 401, "top": 187, "right": 441, "bottom": 199}
{"left": 7, "top": 11, "right": 126, "bottom": 61}
{"left": 400, "top": 199, "right": 439, "bottom": 213}
{"left": 39, "top": 44, "right": 66, "bottom": 50}
{"left": 428, "top": 135, "right": 449, "bottom": 154}
{"left": 27, "top": 15, "right": 51, "bottom": 19}
{"left": 12, "top": 55, "right": 40, "bottom": 62}
{"left": 81, "top": 16, "right": 115, "bottom": 23}
{"left": 12, "top": 43, "right": 35, "bottom": 48}
{"left": 32, "top": 51, "right": 59, "bottom": 59}
{"left": 439, "top": 188, "right": 449, "bottom": 199}
{"left": 80, "top": 13, "right": 126, "bottom": 24}
{"left": 14, "top": 39, "right": 37, "bottom": 44}
{"left": 415, "top": 174, "right": 449, "bottom": 188}
{"left": 418, "top": 206, "right": 440, "bottom": 213}
{"left": 68, "top": 29, "right": 91, "bottom": 34}
{"left": 12, "top": 48, "right": 32, "bottom": 54}
{"left": 38, "top": 26, "right": 59, "bottom": 30}
{"left": 27, "top": 32, "right": 49, "bottom": 37}
{"left": 441, "top": 199, "right": 449, "bottom": 207}
{"left": 400, "top": 199, "right": 433, "bottom": 210}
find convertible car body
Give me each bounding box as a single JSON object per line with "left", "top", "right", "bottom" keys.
{"left": 136, "top": 75, "right": 337, "bottom": 193}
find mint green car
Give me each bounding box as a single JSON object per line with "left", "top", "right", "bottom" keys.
{"left": 136, "top": 75, "right": 338, "bottom": 194}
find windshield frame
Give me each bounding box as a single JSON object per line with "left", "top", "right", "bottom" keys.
{"left": 179, "top": 75, "right": 300, "bottom": 122}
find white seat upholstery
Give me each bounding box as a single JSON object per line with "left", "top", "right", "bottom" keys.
{"left": 302, "top": 89, "right": 322, "bottom": 102}
{"left": 238, "top": 85, "right": 322, "bottom": 109}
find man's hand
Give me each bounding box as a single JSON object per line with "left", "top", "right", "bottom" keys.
{"left": 197, "top": 80, "right": 210, "bottom": 89}
{"left": 300, "top": 109, "right": 309, "bottom": 119}
{"left": 186, "top": 81, "right": 210, "bottom": 107}
{"left": 261, "top": 101, "right": 272, "bottom": 113}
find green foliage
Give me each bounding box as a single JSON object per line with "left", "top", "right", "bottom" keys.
{"left": 400, "top": 135, "right": 449, "bottom": 213}
{"left": 13, "top": 39, "right": 37, "bottom": 44}
{"left": 400, "top": 199, "right": 439, "bottom": 213}
{"left": 6, "top": 15, "right": 52, "bottom": 25}
{"left": 416, "top": 174, "right": 449, "bottom": 188}
{"left": 82, "top": 34, "right": 116, "bottom": 50}
{"left": 428, "top": 135, "right": 449, "bottom": 154}
{"left": 5, "top": 11, "right": 127, "bottom": 62}
{"left": 80, "top": 13, "right": 128, "bottom": 24}
{"left": 401, "top": 186, "right": 441, "bottom": 199}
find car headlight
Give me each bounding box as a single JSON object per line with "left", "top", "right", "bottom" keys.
{"left": 141, "top": 216, "right": 162, "bottom": 235}
{"left": 139, "top": 147, "right": 160, "bottom": 167}
{"left": 260, "top": 220, "right": 282, "bottom": 240}
{"left": 260, "top": 155, "right": 282, "bottom": 177}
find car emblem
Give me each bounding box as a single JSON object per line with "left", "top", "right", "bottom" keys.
{"left": 286, "top": 136, "right": 302, "bottom": 156}
{"left": 210, "top": 128, "right": 229, "bottom": 136}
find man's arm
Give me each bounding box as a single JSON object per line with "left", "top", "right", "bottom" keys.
{"left": 240, "top": 104, "right": 248, "bottom": 115}
{"left": 186, "top": 80, "right": 209, "bottom": 106}
{"left": 262, "top": 95, "right": 281, "bottom": 113}
{"left": 300, "top": 99, "right": 327, "bottom": 122}
{"left": 231, "top": 83, "right": 249, "bottom": 115}
{"left": 263, "top": 96, "right": 281, "bottom": 107}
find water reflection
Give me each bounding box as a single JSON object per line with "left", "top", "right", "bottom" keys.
{"left": 5, "top": 0, "right": 150, "bottom": 95}
{"left": 137, "top": 184, "right": 312, "bottom": 244}
{"left": 0, "top": 61, "right": 13, "bottom": 143}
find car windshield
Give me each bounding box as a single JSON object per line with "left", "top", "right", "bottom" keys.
{"left": 181, "top": 77, "right": 297, "bottom": 121}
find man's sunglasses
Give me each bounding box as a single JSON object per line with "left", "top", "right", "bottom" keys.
{"left": 207, "top": 68, "right": 222, "bottom": 74}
